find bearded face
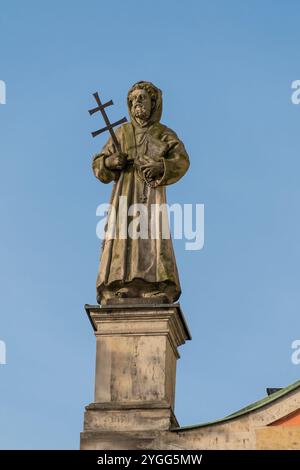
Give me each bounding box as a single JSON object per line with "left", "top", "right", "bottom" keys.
{"left": 130, "top": 89, "right": 153, "bottom": 123}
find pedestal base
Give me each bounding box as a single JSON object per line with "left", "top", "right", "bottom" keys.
{"left": 80, "top": 303, "right": 191, "bottom": 450}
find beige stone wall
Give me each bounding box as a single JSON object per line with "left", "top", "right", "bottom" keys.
{"left": 153, "top": 388, "right": 300, "bottom": 450}
{"left": 256, "top": 426, "right": 300, "bottom": 450}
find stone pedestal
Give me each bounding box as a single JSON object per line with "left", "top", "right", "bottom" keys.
{"left": 80, "top": 303, "right": 191, "bottom": 450}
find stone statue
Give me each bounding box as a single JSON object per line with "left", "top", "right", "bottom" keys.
{"left": 92, "top": 81, "right": 189, "bottom": 304}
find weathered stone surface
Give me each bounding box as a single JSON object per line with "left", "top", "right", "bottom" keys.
{"left": 80, "top": 303, "right": 190, "bottom": 450}
{"left": 81, "top": 302, "right": 300, "bottom": 449}
{"left": 84, "top": 405, "right": 178, "bottom": 432}
{"left": 256, "top": 426, "right": 300, "bottom": 450}
{"left": 92, "top": 81, "right": 190, "bottom": 305}
{"left": 80, "top": 430, "right": 163, "bottom": 451}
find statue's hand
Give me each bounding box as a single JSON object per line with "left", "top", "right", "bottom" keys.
{"left": 105, "top": 153, "right": 127, "bottom": 170}
{"left": 141, "top": 160, "right": 164, "bottom": 180}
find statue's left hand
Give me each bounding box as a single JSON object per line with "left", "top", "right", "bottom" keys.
{"left": 141, "top": 160, "right": 164, "bottom": 180}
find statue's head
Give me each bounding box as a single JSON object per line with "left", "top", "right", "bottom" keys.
{"left": 127, "top": 81, "right": 162, "bottom": 126}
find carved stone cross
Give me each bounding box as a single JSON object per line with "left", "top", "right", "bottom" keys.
{"left": 88, "top": 91, "right": 127, "bottom": 153}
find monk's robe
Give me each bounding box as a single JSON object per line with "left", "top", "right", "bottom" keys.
{"left": 93, "top": 83, "right": 190, "bottom": 304}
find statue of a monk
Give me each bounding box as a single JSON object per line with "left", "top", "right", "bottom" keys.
{"left": 92, "top": 81, "right": 190, "bottom": 305}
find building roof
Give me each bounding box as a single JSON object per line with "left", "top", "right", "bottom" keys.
{"left": 173, "top": 378, "right": 300, "bottom": 431}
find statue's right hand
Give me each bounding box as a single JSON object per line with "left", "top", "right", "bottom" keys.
{"left": 105, "top": 153, "right": 127, "bottom": 170}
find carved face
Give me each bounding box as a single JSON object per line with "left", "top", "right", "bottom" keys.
{"left": 130, "top": 89, "right": 153, "bottom": 122}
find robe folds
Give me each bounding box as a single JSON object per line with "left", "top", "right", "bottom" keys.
{"left": 92, "top": 91, "right": 189, "bottom": 304}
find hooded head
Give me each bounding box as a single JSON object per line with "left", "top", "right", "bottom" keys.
{"left": 127, "top": 81, "right": 162, "bottom": 127}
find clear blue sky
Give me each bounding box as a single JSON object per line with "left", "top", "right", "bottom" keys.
{"left": 1, "top": 0, "right": 300, "bottom": 449}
